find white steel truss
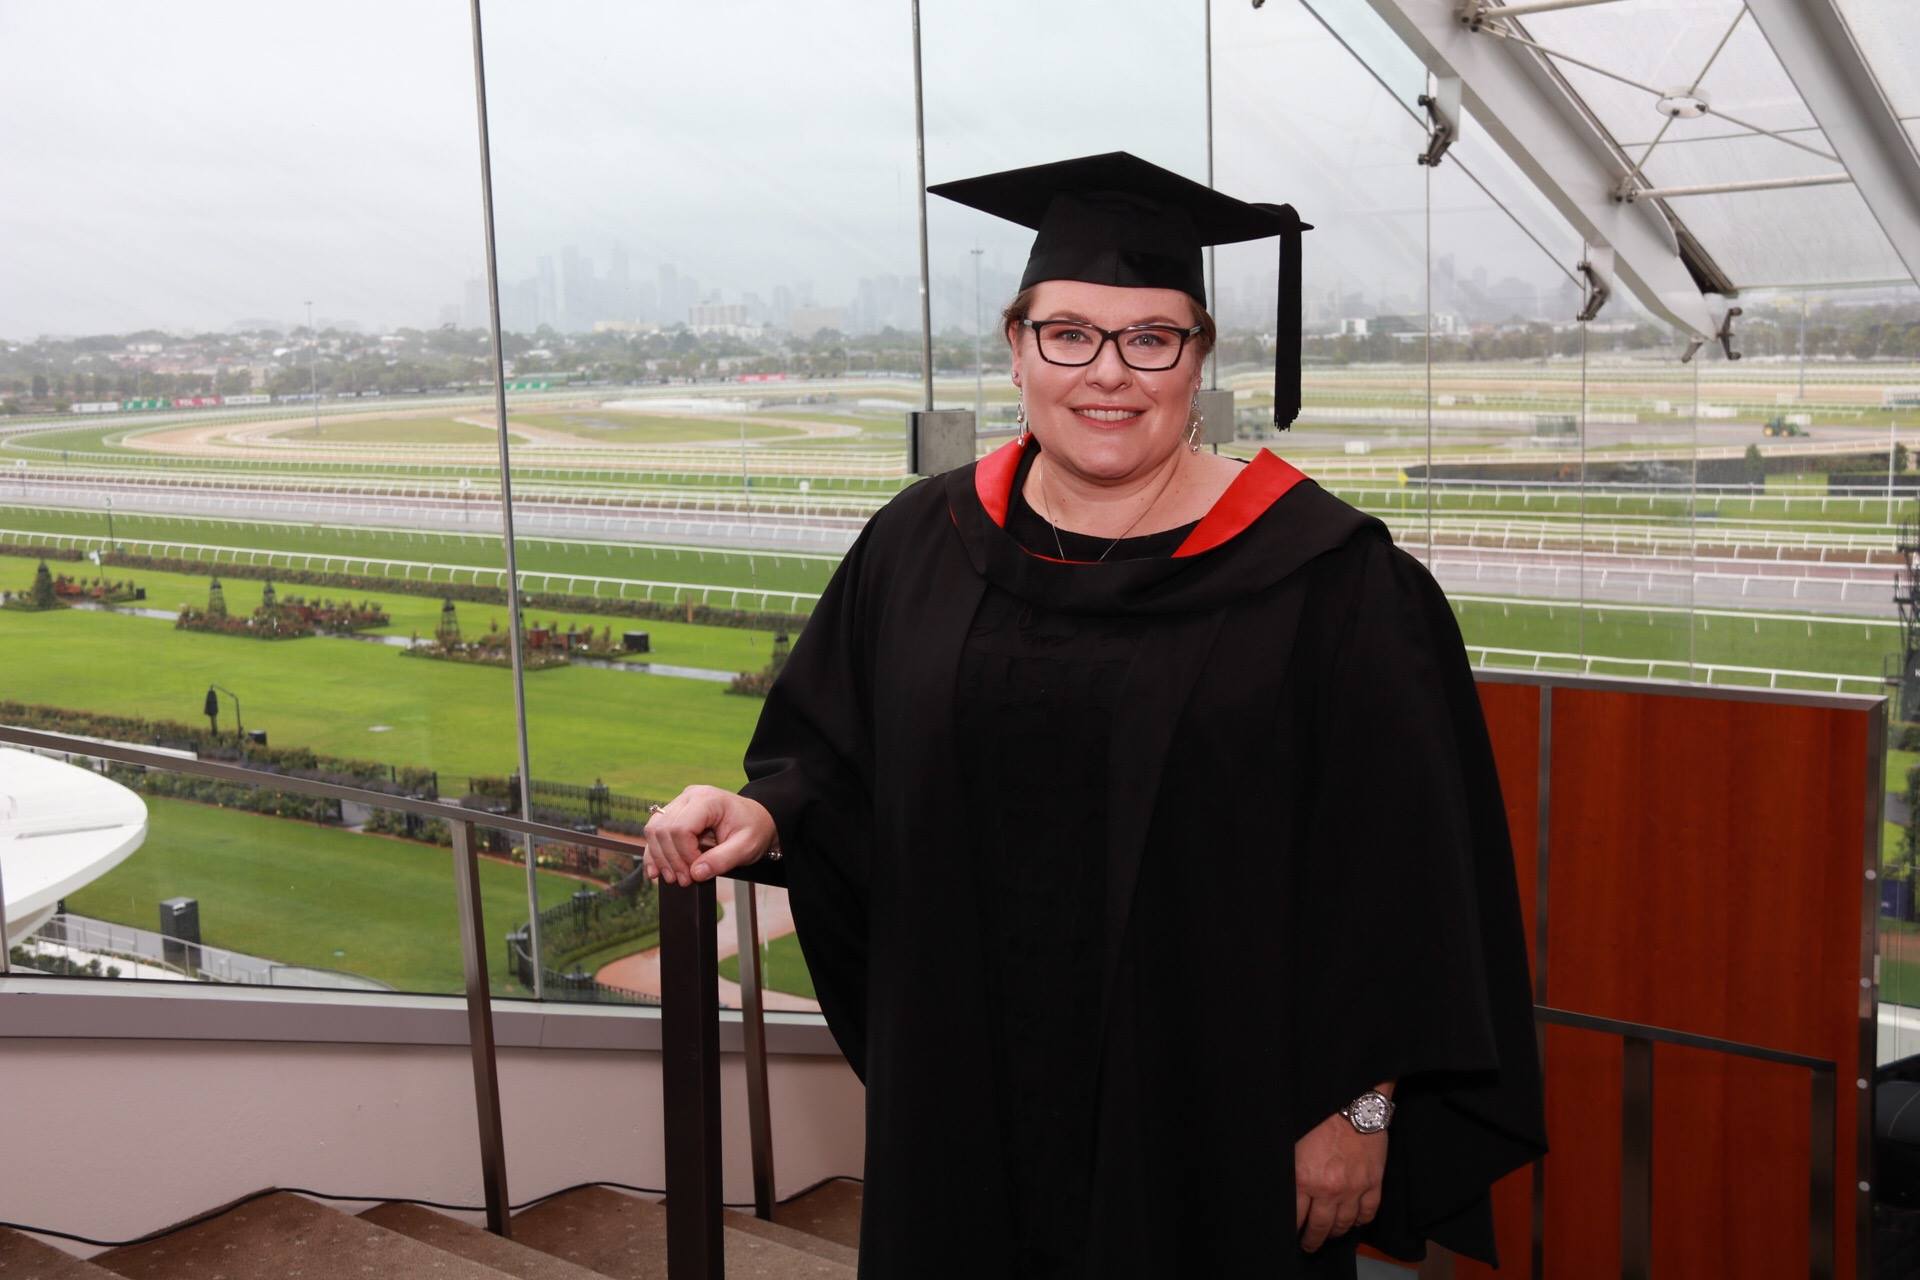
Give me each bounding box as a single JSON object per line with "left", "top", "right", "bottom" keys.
{"left": 1744, "top": 0, "right": 1920, "bottom": 290}
{"left": 1362, "top": 0, "right": 1725, "bottom": 337}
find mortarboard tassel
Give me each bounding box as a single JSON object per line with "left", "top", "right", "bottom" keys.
{"left": 1274, "top": 215, "right": 1303, "bottom": 431}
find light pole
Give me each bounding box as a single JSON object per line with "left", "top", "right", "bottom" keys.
{"left": 205, "top": 684, "right": 244, "bottom": 743}
{"left": 1797, "top": 292, "right": 1808, "bottom": 400}
{"left": 306, "top": 300, "right": 321, "bottom": 437}
{"left": 971, "top": 248, "right": 985, "bottom": 432}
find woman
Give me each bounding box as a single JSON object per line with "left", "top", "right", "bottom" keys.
{"left": 646, "top": 153, "right": 1545, "bottom": 1278}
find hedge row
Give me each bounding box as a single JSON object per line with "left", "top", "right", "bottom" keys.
{"left": 105, "top": 762, "right": 341, "bottom": 824}
{"left": 92, "top": 549, "right": 809, "bottom": 633}
{"left": 0, "top": 701, "right": 437, "bottom": 798}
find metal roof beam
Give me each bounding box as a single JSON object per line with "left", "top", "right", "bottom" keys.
{"left": 1626, "top": 174, "right": 1853, "bottom": 202}
{"left": 1362, "top": 0, "right": 1720, "bottom": 337}
{"left": 1464, "top": 0, "right": 1629, "bottom": 20}
{"left": 1744, "top": 0, "right": 1920, "bottom": 289}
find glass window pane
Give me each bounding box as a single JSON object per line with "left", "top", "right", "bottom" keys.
{"left": 477, "top": 0, "right": 921, "bottom": 1005}
{"left": 0, "top": 3, "right": 505, "bottom": 993}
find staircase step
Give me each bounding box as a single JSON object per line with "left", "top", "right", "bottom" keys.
{"left": 93, "top": 1192, "right": 512, "bottom": 1279}
{"left": 0, "top": 1229, "right": 119, "bottom": 1279}
{"left": 361, "top": 1202, "right": 608, "bottom": 1280}
{"left": 723, "top": 1210, "right": 858, "bottom": 1269}
{"left": 772, "top": 1180, "right": 862, "bottom": 1252}
{"left": 509, "top": 1186, "right": 852, "bottom": 1279}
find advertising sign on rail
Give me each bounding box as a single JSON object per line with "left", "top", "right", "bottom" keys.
{"left": 69, "top": 401, "right": 121, "bottom": 414}
{"left": 172, "top": 396, "right": 221, "bottom": 408}
{"left": 221, "top": 394, "right": 272, "bottom": 406}
{"left": 121, "top": 398, "right": 169, "bottom": 411}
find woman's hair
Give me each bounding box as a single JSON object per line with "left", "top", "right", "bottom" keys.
{"left": 1001, "top": 285, "right": 1217, "bottom": 357}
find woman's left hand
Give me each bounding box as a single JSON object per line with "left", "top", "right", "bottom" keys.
{"left": 1294, "top": 1110, "right": 1388, "bottom": 1253}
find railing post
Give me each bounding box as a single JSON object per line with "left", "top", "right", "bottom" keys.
{"left": 734, "top": 881, "right": 776, "bottom": 1219}
{"left": 660, "top": 878, "right": 723, "bottom": 1279}
{"left": 450, "top": 819, "right": 512, "bottom": 1236}
{"left": 0, "top": 841, "right": 12, "bottom": 974}
{"left": 1809, "top": 1065, "right": 1836, "bottom": 1280}
{"left": 1620, "top": 1035, "right": 1654, "bottom": 1280}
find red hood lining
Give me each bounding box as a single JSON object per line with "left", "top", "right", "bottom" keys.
{"left": 970, "top": 437, "right": 1306, "bottom": 561}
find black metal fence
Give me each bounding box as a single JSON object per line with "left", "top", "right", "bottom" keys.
{"left": 505, "top": 878, "right": 661, "bottom": 1005}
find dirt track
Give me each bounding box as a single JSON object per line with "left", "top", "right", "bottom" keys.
{"left": 119, "top": 399, "right": 861, "bottom": 463}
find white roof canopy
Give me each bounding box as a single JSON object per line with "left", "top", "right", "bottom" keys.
{"left": 1, "top": 748, "right": 148, "bottom": 937}
{"left": 1363, "top": 0, "right": 1920, "bottom": 335}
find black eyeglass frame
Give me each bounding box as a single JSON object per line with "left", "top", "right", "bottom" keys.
{"left": 1019, "top": 318, "right": 1205, "bottom": 371}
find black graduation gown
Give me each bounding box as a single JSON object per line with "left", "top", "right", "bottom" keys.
{"left": 737, "top": 440, "right": 1547, "bottom": 1278}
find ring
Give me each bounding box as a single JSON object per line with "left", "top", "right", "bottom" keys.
{"left": 647, "top": 803, "right": 667, "bottom": 816}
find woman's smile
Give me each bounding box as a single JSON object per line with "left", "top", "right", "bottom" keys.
{"left": 1071, "top": 405, "right": 1146, "bottom": 425}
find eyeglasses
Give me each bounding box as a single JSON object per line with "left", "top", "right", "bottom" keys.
{"left": 1020, "top": 318, "right": 1203, "bottom": 371}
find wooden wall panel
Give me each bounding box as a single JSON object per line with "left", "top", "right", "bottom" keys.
{"left": 1543, "top": 687, "right": 1870, "bottom": 1280}
{"left": 1373, "top": 678, "right": 1874, "bottom": 1277}
{"left": 1464, "top": 680, "right": 1542, "bottom": 1280}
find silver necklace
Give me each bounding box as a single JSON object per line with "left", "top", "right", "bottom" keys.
{"left": 1035, "top": 453, "right": 1183, "bottom": 563}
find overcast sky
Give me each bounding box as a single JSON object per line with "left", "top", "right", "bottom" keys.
{"left": 0, "top": 0, "right": 1584, "bottom": 339}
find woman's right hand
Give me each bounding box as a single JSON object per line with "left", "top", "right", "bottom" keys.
{"left": 644, "top": 785, "right": 777, "bottom": 887}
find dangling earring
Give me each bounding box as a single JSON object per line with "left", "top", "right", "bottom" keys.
{"left": 1016, "top": 396, "right": 1030, "bottom": 447}
{"left": 1186, "top": 395, "right": 1204, "bottom": 454}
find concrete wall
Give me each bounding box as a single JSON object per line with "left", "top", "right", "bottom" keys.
{"left": 0, "top": 981, "right": 864, "bottom": 1256}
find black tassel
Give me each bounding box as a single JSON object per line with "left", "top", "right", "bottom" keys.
{"left": 1275, "top": 217, "right": 1303, "bottom": 431}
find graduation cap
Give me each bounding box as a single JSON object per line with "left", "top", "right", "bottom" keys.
{"left": 929, "top": 151, "right": 1311, "bottom": 429}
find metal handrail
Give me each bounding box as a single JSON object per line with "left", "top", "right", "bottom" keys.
{"left": 1534, "top": 1004, "right": 1838, "bottom": 1280}
{"left": 0, "top": 724, "right": 652, "bottom": 854}
{"left": 0, "top": 722, "right": 759, "bottom": 1273}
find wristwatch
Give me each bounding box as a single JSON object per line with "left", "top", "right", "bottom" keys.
{"left": 1342, "top": 1091, "right": 1395, "bottom": 1134}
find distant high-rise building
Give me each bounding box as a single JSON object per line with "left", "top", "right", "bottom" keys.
{"left": 561, "top": 245, "right": 594, "bottom": 332}
{"left": 536, "top": 256, "right": 558, "bottom": 330}
{"left": 609, "top": 243, "right": 632, "bottom": 319}
{"left": 461, "top": 279, "right": 488, "bottom": 331}
{"left": 788, "top": 306, "right": 846, "bottom": 338}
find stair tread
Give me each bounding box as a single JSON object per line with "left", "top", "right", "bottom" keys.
{"left": 93, "top": 1192, "right": 513, "bottom": 1279}
{"left": 510, "top": 1187, "right": 852, "bottom": 1280}
{"left": 771, "top": 1181, "right": 862, "bottom": 1252}
{"left": 0, "top": 1229, "right": 119, "bottom": 1279}
{"left": 723, "top": 1210, "right": 859, "bottom": 1269}
{"left": 361, "top": 1202, "right": 609, "bottom": 1280}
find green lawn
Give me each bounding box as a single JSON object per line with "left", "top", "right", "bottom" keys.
{"left": 1890, "top": 749, "right": 1917, "bottom": 802}
{"left": 63, "top": 795, "right": 580, "bottom": 995}
{"left": 0, "top": 552, "right": 792, "bottom": 673}
{"left": 0, "top": 606, "right": 763, "bottom": 797}
{"left": 717, "top": 929, "right": 816, "bottom": 1000}
{"left": 1452, "top": 597, "right": 1895, "bottom": 680}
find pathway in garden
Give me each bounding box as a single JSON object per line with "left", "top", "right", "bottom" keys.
{"left": 594, "top": 878, "right": 820, "bottom": 1012}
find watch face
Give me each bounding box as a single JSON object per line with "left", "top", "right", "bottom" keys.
{"left": 1348, "top": 1094, "right": 1390, "bottom": 1133}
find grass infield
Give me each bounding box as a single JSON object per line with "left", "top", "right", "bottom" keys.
{"left": 0, "top": 605, "right": 763, "bottom": 797}
{"left": 63, "top": 794, "right": 582, "bottom": 995}
{"left": 717, "top": 930, "right": 817, "bottom": 1000}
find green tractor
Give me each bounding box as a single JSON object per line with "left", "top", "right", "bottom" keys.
{"left": 1762, "top": 414, "right": 1809, "bottom": 438}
